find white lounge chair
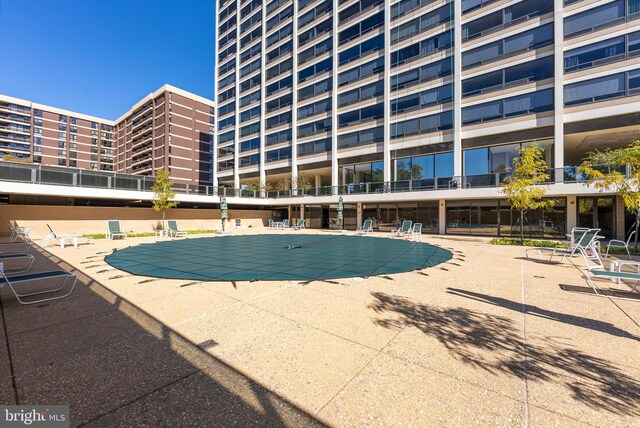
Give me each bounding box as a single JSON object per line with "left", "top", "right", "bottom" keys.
{"left": 526, "top": 228, "right": 603, "bottom": 269}
{"left": 43, "top": 223, "right": 90, "bottom": 248}
{"left": 7, "top": 224, "right": 32, "bottom": 243}
{"left": 605, "top": 229, "right": 636, "bottom": 260}
{"left": 357, "top": 219, "right": 373, "bottom": 234}
{"left": 291, "top": 219, "right": 306, "bottom": 230}
{"left": 0, "top": 253, "right": 35, "bottom": 274}
{"left": 582, "top": 269, "right": 640, "bottom": 301}
{"left": 0, "top": 263, "right": 77, "bottom": 305}
{"left": 167, "top": 220, "right": 187, "bottom": 238}
{"left": 106, "top": 220, "right": 127, "bottom": 240}
{"left": 408, "top": 223, "right": 423, "bottom": 241}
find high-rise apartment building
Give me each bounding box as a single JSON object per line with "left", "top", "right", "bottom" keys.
{"left": 215, "top": 0, "right": 640, "bottom": 187}
{"left": 0, "top": 85, "right": 215, "bottom": 188}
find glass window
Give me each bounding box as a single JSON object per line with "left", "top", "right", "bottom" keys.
{"left": 564, "top": 0, "right": 624, "bottom": 37}
{"left": 564, "top": 73, "right": 625, "bottom": 105}
{"left": 464, "top": 148, "right": 489, "bottom": 176}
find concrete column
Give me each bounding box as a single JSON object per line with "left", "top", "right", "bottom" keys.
{"left": 439, "top": 199, "right": 446, "bottom": 235}
{"left": 453, "top": 0, "right": 463, "bottom": 178}
{"left": 357, "top": 202, "right": 363, "bottom": 229}
{"left": 616, "top": 196, "right": 625, "bottom": 240}
{"left": 566, "top": 195, "right": 577, "bottom": 233}
{"left": 232, "top": 0, "right": 241, "bottom": 190}
{"left": 300, "top": 204, "right": 305, "bottom": 219}
{"left": 291, "top": 0, "right": 299, "bottom": 193}
{"left": 330, "top": 0, "right": 339, "bottom": 193}
{"left": 287, "top": 205, "right": 292, "bottom": 221}
{"left": 383, "top": 3, "right": 392, "bottom": 183}
{"left": 553, "top": 0, "right": 565, "bottom": 171}
{"left": 259, "top": 4, "right": 267, "bottom": 192}
{"left": 315, "top": 174, "right": 322, "bottom": 189}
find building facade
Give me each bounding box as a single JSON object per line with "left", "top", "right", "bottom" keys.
{"left": 214, "top": 0, "right": 640, "bottom": 237}
{"left": 0, "top": 85, "right": 215, "bottom": 189}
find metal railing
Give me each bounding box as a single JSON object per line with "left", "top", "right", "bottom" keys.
{"left": 0, "top": 160, "right": 626, "bottom": 200}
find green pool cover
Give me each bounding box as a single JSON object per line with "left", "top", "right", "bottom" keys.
{"left": 104, "top": 234, "right": 453, "bottom": 281}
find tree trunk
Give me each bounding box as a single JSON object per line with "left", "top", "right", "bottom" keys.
{"left": 162, "top": 210, "right": 166, "bottom": 236}
{"left": 520, "top": 210, "right": 524, "bottom": 245}
{"left": 634, "top": 210, "right": 640, "bottom": 253}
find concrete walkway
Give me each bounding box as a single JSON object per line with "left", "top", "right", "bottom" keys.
{"left": 1, "top": 230, "right": 639, "bottom": 426}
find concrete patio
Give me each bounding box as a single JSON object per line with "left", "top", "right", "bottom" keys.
{"left": 1, "top": 230, "right": 639, "bottom": 426}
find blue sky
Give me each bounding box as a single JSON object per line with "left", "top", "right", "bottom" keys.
{"left": 0, "top": 0, "right": 215, "bottom": 119}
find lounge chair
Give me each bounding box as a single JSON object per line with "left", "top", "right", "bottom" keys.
{"left": 357, "top": 219, "right": 373, "bottom": 234}
{"left": 526, "top": 228, "right": 603, "bottom": 268}
{"left": 291, "top": 219, "right": 306, "bottom": 230}
{"left": 0, "top": 253, "right": 35, "bottom": 273}
{"left": 106, "top": 220, "right": 127, "bottom": 240}
{"left": 43, "top": 223, "right": 90, "bottom": 248}
{"left": 167, "top": 220, "right": 187, "bottom": 238}
{"left": 582, "top": 269, "right": 640, "bottom": 301}
{"left": 7, "top": 224, "right": 32, "bottom": 243}
{"left": 605, "top": 229, "right": 636, "bottom": 260}
{"left": 0, "top": 240, "right": 33, "bottom": 255}
{"left": 408, "top": 223, "right": 423, "bottom": 241}
{"left": 0, "top": 264, "right": 77, "bottom": 305}
{"left": 392, "top": 220, "right": 413, "bottom": 237}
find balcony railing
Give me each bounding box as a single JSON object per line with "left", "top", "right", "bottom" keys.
{"left": 0, "top": 161, "right": 626, "bottom": 199}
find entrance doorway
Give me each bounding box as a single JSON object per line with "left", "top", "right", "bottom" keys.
{"left": 577, "top": 197, "right": 615, "bottom": 238}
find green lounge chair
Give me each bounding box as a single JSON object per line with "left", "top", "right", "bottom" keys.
{"left": 582, "top": 269, "right": 640, "bottom": 301}
{"left": 392, "top": 220, "right": 413, "bottom": 237}
{"left": 167, "top": 220, "right": 187, "bottom": 238}
{"left": 0, "top": 264, "right": 77, "bottom": 305}
{"left": 357, "top": 219, "right": 373, "bottom": 234}
{"left": 106, "top": 220, "right": 127, "bottom": 240}
{"left": 526, "top": 228, "right": 602, "bottom": 268}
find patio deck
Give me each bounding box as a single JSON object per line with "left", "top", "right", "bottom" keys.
{"left": 1, "top": 229, "right": 639, "bottom": 426}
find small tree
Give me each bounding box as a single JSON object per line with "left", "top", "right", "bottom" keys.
{"left": 295, "top": 174, "right": 313, "bottom": 191}
{"left": 579, "top": 140, "right": 640, "bottom": 251}
{"left": 2, "top": 153, "right": 30, "bottom": 163}
{"left": 500, "top": 145, "right": 555, "bottom": 244}
{"left": 151, "top": 169, "right": 178, "bottom": 233}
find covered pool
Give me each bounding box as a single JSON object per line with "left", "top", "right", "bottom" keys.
{"left": 104, "top": 234, "right": 453, "bottom": 281}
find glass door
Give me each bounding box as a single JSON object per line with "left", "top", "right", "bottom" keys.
{"left": 577, "top": 197, "right": 615, "bottom": 238}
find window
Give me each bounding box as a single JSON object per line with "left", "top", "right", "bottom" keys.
{"left": 240, "top": 58, "right": 261, "bottom": 78}
{"left": 391, "top": 57, "right": 453, "bottom": 91}
{"left": 266, "top": 111, "right": 292, "bottom": 128}
{"left": 267, "top": 40, "right": 293, "bottom": 63}
{"left": 298, "top": 138, "right": 332, "bottom": 156}
{"left": 564, "top": 0, "right": 625, "bottom": 38}
{"left": 298, "top": 57, "right": 332, "bottom": 82}
{"left": 240, "top": 106, "right": 260, "bottom": 123}
{"left": 462, "top": 88, "right": 553, "bottom": 124}
{"left": 240, "top": 10, "right": 262, "bottom": 32}
{"left": 339, "top": 11, "right": 384, "bottom": 44}
{"left": 240, "top": 91, "right": 260, "bottom": 107}
{"left": 267, "top": 4, "right": 293, "bottom": 28}
{"left": 218, "top": 115, "right": 236, "bottom": 130}
{"left": 241, "top": 42, "right": 262, "bottom": 63}
{"left": 299, "top": 18, "right": 332, "bottom": 46}
{"left": 219, "top": 87, "right": 235, "bottom": 103}
{"left": 267, "top": 57, "right": 293, "bottom": 80}
{"left": 299, "top": 0, "right": 331, "bottom": 28}
{"left": 299, "top": 38, "right": 332, "bottom": 65}
{"left": 463, "top": 56, "right": 554, "bottom": 96}
{"left": 267, "top": 93, "right": 293, "bottom": 112}
{"left": 218, "top": 145, "right": 235, "bottom": 157}
{"left": 391, "top": 83, "right": 453, "bottom": 114}
{"left": 240, "top": 26, "right": 262, "bottom": 48}
{"left": 339, "top": 57, "right": 385, "bottom": 86}
{"left": 298, "top": 77, "right": 333, "bottom": 100}
{"left": 391, "top": 5, "right": 453, "bottom": 44}
{"left": 239, "top": 153, "right": 260, "bottom": 167}
{"left": 240, "top": 138, "right": 260, "bottom": 152}
{"left": 462, "top": 0, "right": 553, "bottom": 41}
{"left": 240, "top": 0, "right": 260, "bottom": 18}
{"left": 564, "top": 70, "right": 639, "bottom": 106}
{"left": 219, "top": 130, "right": 234, "bottom": 144}
{"left": 339, "top": 33, "right": 384, "bottom": 65}
{"left": 241, "top": 75, "right": 261, "bottom": 92}
{"left": 564, "top": 34, "right": 632, "bottom": 72}
{"left": 298, "top": 98, "right": 331, "bottom": 119}
{"left": 266, "top": 129, "right": 292, "bottom": 146}
{"left": 266, "top": 75, "right": 293, "bottom": 96}
{"left": 339, "top": 103, "right": 384, "bottom": 127}
{"left": 338, "top": 80, "right": 384, "bottom": 107}
{"left": 219, "top": 72, "right": 236, "bottom": 90}
{"left": 339, "top": 0, "right": 383, "bottom": 23}
{"left": 395, "top": 152, "right": 454, "bottom": 181}
{"left": 266, "top": 146, "right": 292, "bottom": 162}
{"left": 298, "top": 118, "right": 332, "bottom": 138}
{"left": 392, "top": 0, "right": 441, "bottom": 20}
{"left": 338, "top": 125, "right": 384, "bottom": 149}
{"left": 391, "top": 30, "right": 453, "bottom": 67}
{"left": 267, "top": 22, "right": 293, "bottom": 46}
{"left": 461, "top": 24, "right": 553, "bottom": 69}
{"left": 240, "top": 122, "right": 261, "bottom": 137}
{"left": 391, "top": 110, "right": 453, "bottom": 138}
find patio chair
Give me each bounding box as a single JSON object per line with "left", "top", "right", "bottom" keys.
{"left": 408, "top": 223, "right": 423, "bottom": 241}
{"left": 291, "top": 219, "right": 306, "bottom": 230}
{"left": 235, "top": 218, "right": 244, "bottom": 229}
{"left": 43, "top": 223, "right": 89, "bottom": 248}
{"left": 0, "top": 239, "right": 33, "bottom": 255}
{"left": 582, "top": 269, "right": 640, "bottom": 301}
{"left": 268, "top": 219, "right": 275, "bottom": 229}
{"left": 106, "top": 220, "right": 127, "bottom": 240}
{"left": 357, "top": 219, "right": 373, "bottom": 234}
{"left": 525, "top": 228, "right": 603, "bottom": 269}
{"left": 7, "top": 224, "right": 32, "bottom": 243}
{"left": 605, "top": 229, "right": 636, "bottom": 260}
{"left": 0, "top": 263, "right": 77, "bottom": 305}
{"left": 392, "top": 220, "right": 413, "bottom": 237}
{"left": 0, "top": 253, "right": 35, "bottom": 274}
{"left": 167, "top": 220, "right": 187, "bottom": 238}
{"left": 279, "top": 219, "right": 289, "bottom": 229}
